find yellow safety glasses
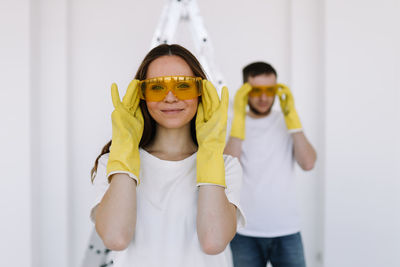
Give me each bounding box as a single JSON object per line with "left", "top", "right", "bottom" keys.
{"left": 139, "top": 76, "right": 202, "bottom": 102}
{"left": 248, "top": 85, "right": 278, "bottom": 97}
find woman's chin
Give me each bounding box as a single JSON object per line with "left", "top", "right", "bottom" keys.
{"left": 157, "top": 118, "right": 191, "bottom": 129}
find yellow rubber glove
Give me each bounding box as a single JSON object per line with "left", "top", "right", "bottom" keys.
{"left": 196, "top": 80, "right": 229, "bottom": 187}
{"left": 230, "top": 83, "right": 252, "bottom": 140}
{"left": 106, "top": 79, "right": 144, "bottom": 184}
{"left": 276, "top": 83, "right": 302, "bottom": 132}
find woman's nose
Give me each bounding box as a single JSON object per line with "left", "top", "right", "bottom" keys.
{"left": 163, "top": 90, "right": 178, "bottom": 102}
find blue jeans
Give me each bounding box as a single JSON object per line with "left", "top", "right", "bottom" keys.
{"left": 230, "top": 232, "right": 306, "bottom": 267}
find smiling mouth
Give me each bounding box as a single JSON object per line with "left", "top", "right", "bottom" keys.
{"left": 161, "top": 108, "right": 184, "bottom": 114}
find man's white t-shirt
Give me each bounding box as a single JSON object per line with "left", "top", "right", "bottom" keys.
{"left": 236, "top": 110, "right": 300, "bottom": 238}
{"left": 91, "top": 148, "right": 245, "bottom": 267}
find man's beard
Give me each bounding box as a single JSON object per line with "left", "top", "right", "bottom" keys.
{"left": 248, "top": 101, "right": 273, "bottom": 116}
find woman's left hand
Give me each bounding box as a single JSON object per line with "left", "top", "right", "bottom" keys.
{"left": 196, "top": 80, "right": 229, "bottom": 187}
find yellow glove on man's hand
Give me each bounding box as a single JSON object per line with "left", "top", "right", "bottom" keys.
{"left": 107, "top": 79, "right": 144, "bottom": 184}
{"left": 196, "top": 80, "right": 229, "bottom": 187}
{"left": 230, "top": 83, "right": 252, "bottom": 140}
{"left": 276, "top": 83, "right": 302, "bottom": 132}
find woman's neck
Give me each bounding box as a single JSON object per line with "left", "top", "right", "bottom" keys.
{"left": 144, "top": 123, "right": 197, "bottom": 161}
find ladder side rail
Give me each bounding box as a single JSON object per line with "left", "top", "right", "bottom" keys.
{"left": 161, "top": 0, "right": 184, "bottom": 45}
{"left": 186, "top": 0, "right": 226, "bottom": 89}
{"left": 151, "top": 0, "right": 172, "bottom": 47}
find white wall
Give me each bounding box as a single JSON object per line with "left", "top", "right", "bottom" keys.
{"left": 323, "top": 0, "right": 400, "bottom": 266}
{"left": 290, "top": 1, "right": 325, "bottom": 265}
{"left": 1, "top": 0, "right": 399, "bottom": 267}
{"left": 30, "top": 1, "right": 69, "bottom": 266}
{"left": 0, "top": 1, "right": 32, "bottom": 266}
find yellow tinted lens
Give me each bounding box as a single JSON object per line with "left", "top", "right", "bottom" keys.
{"left": 144, "top": 82, "right": 168, "bottom": 101}
{"left": 174, "top": 81, "right": 200, "bottom": 100}
{"left": 265, "top": 86, "right": 277, "bottom": 96}
{"left": 249, "top": 87, "right": 263, "bottom": 97}
{"left": 140, "top": 76, "right": 201, "bottom": 101}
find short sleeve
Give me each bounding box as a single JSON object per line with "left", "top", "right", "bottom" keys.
{"left": 223, "top": 154, "right": 246, "bottom": 229}
{"left": 90, "top": 153, "right": 110, "bottom": 223}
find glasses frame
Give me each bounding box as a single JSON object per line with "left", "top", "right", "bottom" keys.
{"left": 139, "top": 76, "right": 203, "bottom": 102}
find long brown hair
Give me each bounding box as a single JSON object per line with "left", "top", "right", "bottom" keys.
{"left": 91, "top": 44, "right": 208, "bottom": 181}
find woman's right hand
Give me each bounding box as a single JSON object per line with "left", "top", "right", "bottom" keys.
{"left": 106, "top": 79, "right": 144, "bottom": 184}
{"left": 196, "top": 80, "right": 229, "bottom": 188}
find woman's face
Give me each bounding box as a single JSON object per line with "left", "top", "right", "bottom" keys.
{"left": 145, "top": 55, "right": 199, "bottom": 129}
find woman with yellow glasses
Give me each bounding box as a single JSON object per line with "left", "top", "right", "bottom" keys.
{"left": 90, "top": 44, "right": 245, "bottom": 267}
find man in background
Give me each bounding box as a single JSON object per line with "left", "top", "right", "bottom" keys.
{"left": 225, "top": 62, "right": 317, "bottom": 267}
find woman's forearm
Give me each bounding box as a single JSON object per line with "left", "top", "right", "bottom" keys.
{"left": 94, "top": 173, "right": 137, "bottom": 251}
{"left": 196, "top": 185, "right": 237, "bottom": 255}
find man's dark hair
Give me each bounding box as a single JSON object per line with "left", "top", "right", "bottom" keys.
{"left": 242, "top": 62, "right": 277, "bottom": 83}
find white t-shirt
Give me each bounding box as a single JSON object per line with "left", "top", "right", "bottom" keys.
{"left": 91, "top": 148, "right": 245, "bottom": 267}
{"left": 236, "top": 110, "right": 300, "bottom": 238}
